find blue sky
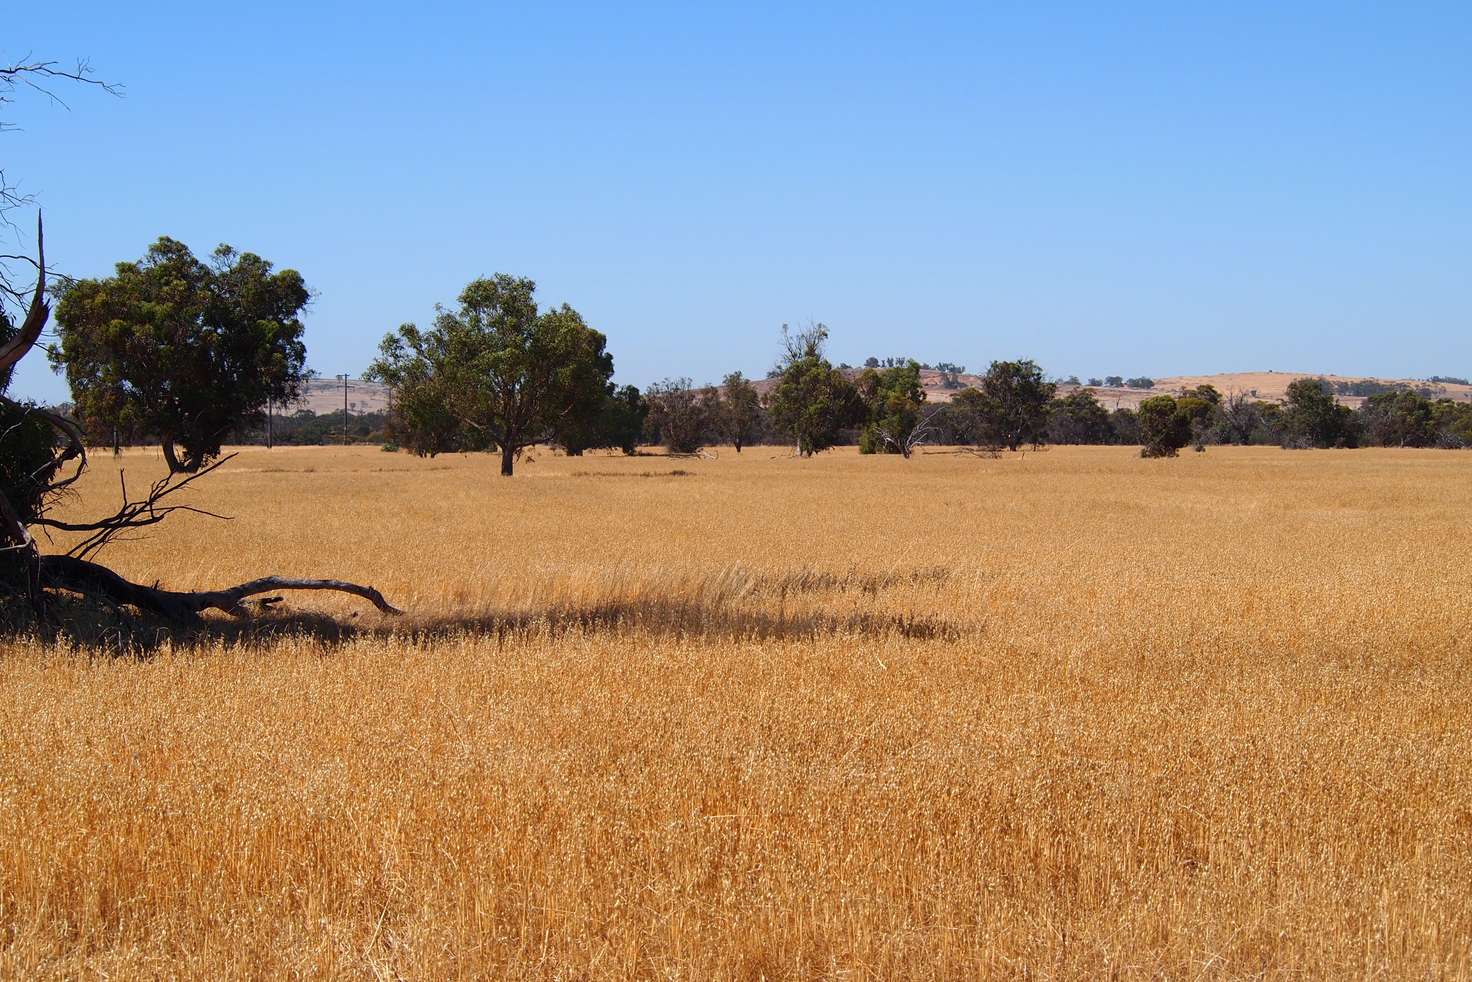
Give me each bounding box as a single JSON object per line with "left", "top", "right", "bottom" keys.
{"left": 5, "top": 2, "right": 1469, "bottom": 401}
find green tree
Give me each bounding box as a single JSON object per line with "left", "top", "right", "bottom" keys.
{"left": 857, "top": 360, "right": 927, "bottom": 456}
{"left": 764, "top": 324, "right": 863, "bottom": 456}
{"left": 1109, "top": 407, "right": 1140, "bottom": 444}
{"left": 1360, "top": 390, "right": 1435, "bottom": 447}
{"left": 602, "top": 385, "right": 649, "bottom": 455}
{"left": 720, "top": 371, "right": 763, "bottom": 452}
{"left": 645, "top": 378, "right": 709, "bottom": 454}
{"left": 1137, "top": 395, "right": 1192, "bottom": 457}
{"left": 555, "top": 383, "right": 648, "bottom": 456}
{"left": 367, "top": 275, "right": 613, "bottom": 476}
{"left": 1282, "top": 378, "right": 1357, "bottom": 448}
{"left": 1214, "top": 392, "right": 1267, "bottom": 445}
{"left": 1046, "top": 388, "right": 1112, "bottom": 444}
{"left": 1430, "top": 400, "right": 1472, "bottom": 448}
{"left": 52, "top": 237, "right": 310, "bottom": 472}
{"left": 1173, "top": 395, "right": 1217, "bottom": 450}
{"left": 963, "top": 359, "right": 1056, "bottom": 451}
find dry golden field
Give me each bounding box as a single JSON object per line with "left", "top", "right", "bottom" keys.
{"left": 2, "top": 443, "right": 1471, "bottom": 979}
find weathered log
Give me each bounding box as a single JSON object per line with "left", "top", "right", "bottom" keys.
{"left": 39, "top": 555, "right": 401, "bottom": 624}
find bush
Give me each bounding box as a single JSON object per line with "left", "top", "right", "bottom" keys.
{"left": 0, "top": 401, "right": 63, "bottom": 525}
{"left": 1137, "top": 396, "right": 1191, "bottom": 458}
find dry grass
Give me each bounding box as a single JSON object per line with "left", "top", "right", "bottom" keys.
{"left": 3, "top": 444, "right": 1471, "bottom": 978}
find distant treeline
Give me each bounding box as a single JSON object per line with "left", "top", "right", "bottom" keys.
{"left": 1044, "top": 380, "right": 1472, "bottom": 452}
{"left": 48, "top": 372, "right": 1472, "bottom": 462}
{"left": 234, "top": 372, "right": 1472, "bottom": 456}
{"left": 238, "top": 410, "right": 391, "bottom": 446}
{"left": 632, "top": 375, "right": 1472, "bottom": 458}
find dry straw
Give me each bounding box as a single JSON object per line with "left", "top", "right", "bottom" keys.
{"left": 2, "top": 444, "right": 1470, "bottom": 977}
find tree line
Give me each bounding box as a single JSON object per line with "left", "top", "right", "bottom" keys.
{"left": 23, "top": 244, "right": 1472, "bottom": 478}
{"left": 7, "top": 51, "right": 1468, "bottom": 635}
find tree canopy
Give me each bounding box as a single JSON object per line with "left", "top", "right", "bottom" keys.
{"left": 1137, "top": 395, "right": 1192, "bottom": 457}
{"left": 719, "top": 372, "right": 763, "bottom": 452}
{"left": 644, "top": 378, "right": 710, "bottom": 455}
{"left": 857, "top": 360, "right": 928, "bottom": 456}
{"left": 1046, "top": 388, "right": 1112, "bottom": 444}
{"left": 52, "top": 237, "right": 310, "bottom": 472}
{"left": 1282, "top": 378, "right": 1358, "bottom": 449}
{"left": 366, "top": 275, "right": 613, "bottom": 475}
{"left": 955, "top": 359, "right": 1056, "bottom": 451}
{"left": 763, "top": 324, "right": 863, "bottom": 457}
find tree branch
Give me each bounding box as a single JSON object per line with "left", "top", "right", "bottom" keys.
{"left": 39, "top": 555, "right": 401, "bottom": 624}
{"left": 0, "top": 214, "right": 47, "bottom": 376}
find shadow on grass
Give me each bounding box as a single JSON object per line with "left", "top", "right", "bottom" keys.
{"left": 24, "top": 592, "right": 969, "bottom": 656}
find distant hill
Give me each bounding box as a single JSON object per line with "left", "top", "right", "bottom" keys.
{"left": 751, "top": 368, "right": 1472, "bottom": 409}
{"left": 286, "top": 378, "right": 390, "bottom": 415}
{"left": 1056, "top": 372, "right": 1472, "bottom": 410}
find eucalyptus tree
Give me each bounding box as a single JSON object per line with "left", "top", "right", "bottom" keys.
{"left": 53, "top": 237, "right": 311, "bottom": 472}
{"left": 368, "top": 275, "right": 614, "bottom": 476}
{"left": 764, "top": 324, "right": 863, "bottom": 456}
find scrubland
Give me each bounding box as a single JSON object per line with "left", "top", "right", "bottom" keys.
{"left": 2, "top": 444, "right": 1470, "bottom": 979}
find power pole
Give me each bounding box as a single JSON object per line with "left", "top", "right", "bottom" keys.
{"left": 337, "top": 374, "right": 350, "bottom": 445}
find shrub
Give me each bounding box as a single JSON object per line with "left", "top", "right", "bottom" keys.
{"left": 1138, "top": 396, "right": 1191, "bottom": 457}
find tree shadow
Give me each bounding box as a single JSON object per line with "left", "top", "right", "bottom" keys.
{"left": 31, "top": 592, "right": 968, "bottom": 656}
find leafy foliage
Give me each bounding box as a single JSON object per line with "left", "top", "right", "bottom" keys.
{"left": 1137, "top": 396, "right": 1192, "bottom": 458}
{"left": 366, "top": 275, "right": 613, "bottom": 475}
{"left": 765, "top": 325, "right": 864, "bottom": 456}
{"left": 1282, "top": 378, "right": 1358, "bottom": 448}
{"left": 1046, "top": 388, "right": 1112, "bottom": 444}
{"left": 645, "top": 378, "right": 710, "bottom": 454}
{"left": 52, "top": 237, "right": 310, "bottom": 472}
{"left": 0, "top": 396, "right": 62, "bottom": 526}
{"left": 953, "top": 360, "right": 1056, "bottom": 451}
{"left": 857, "top": 361, "right": 927, "bottom": 456}
{"left": 719, "top": 372, "right": 763, "bottom": 452}
{"left": 556, "top": 384, "right": 648, "bottom": 457}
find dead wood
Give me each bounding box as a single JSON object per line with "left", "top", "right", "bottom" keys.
{"left": 39, "top": 555, "right": 402, "bottom": 624}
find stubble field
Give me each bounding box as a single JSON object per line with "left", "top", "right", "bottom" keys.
{"left": 2, "top": 444, "right": 1470, "bottom": 978}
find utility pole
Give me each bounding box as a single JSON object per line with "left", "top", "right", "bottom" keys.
{"left": 337, "top": 374, "right": 350, "bottom": 445}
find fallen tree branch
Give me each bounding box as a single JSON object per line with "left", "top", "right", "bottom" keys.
{"left": 39, "top": 554, "right": 402, "bottom": 624}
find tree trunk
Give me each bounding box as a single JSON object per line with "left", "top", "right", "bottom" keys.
{"left": 734, "top": 440, "right": 743, "bottom": 453}
{"left": 161, "top": 439, "right": 203, "bottom": 474}
{"left": 500, "top": 444, "right": 515, "bottom": 476}
{"left": 40, "top": 555, "right": 400, "bottom": 624}
{"left": 0, "top": 492, "right": 46, "bottom": 622}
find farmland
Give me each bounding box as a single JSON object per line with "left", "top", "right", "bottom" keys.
{"left": 2, "top": 444, "right": 1470, "bottom": 978}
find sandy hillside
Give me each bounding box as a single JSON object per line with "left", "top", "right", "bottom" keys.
{"left": 1063, "top": 372, "right": 1472, "bottom": 410}
{"left": 285, "top": 377, "right": 390, "bottom": 415}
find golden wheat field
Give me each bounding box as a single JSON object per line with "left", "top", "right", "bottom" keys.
{"left": 2, "top": 443, "right": 1470, "bottom": 979}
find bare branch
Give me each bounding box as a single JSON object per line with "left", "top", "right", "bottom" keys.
{"left": 40, "top": 555, "right": 401, "bottom": 624}
{"left": 31, "top": 453, "right": 239, "bottom": 561}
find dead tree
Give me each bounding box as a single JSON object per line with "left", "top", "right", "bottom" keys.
{"left": 0, "top": 219, "right": 400, "bottom": 627}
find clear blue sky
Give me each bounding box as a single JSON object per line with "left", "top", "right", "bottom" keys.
{"left": 5, "top": 2, "right": 1469, "bottom": 402}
